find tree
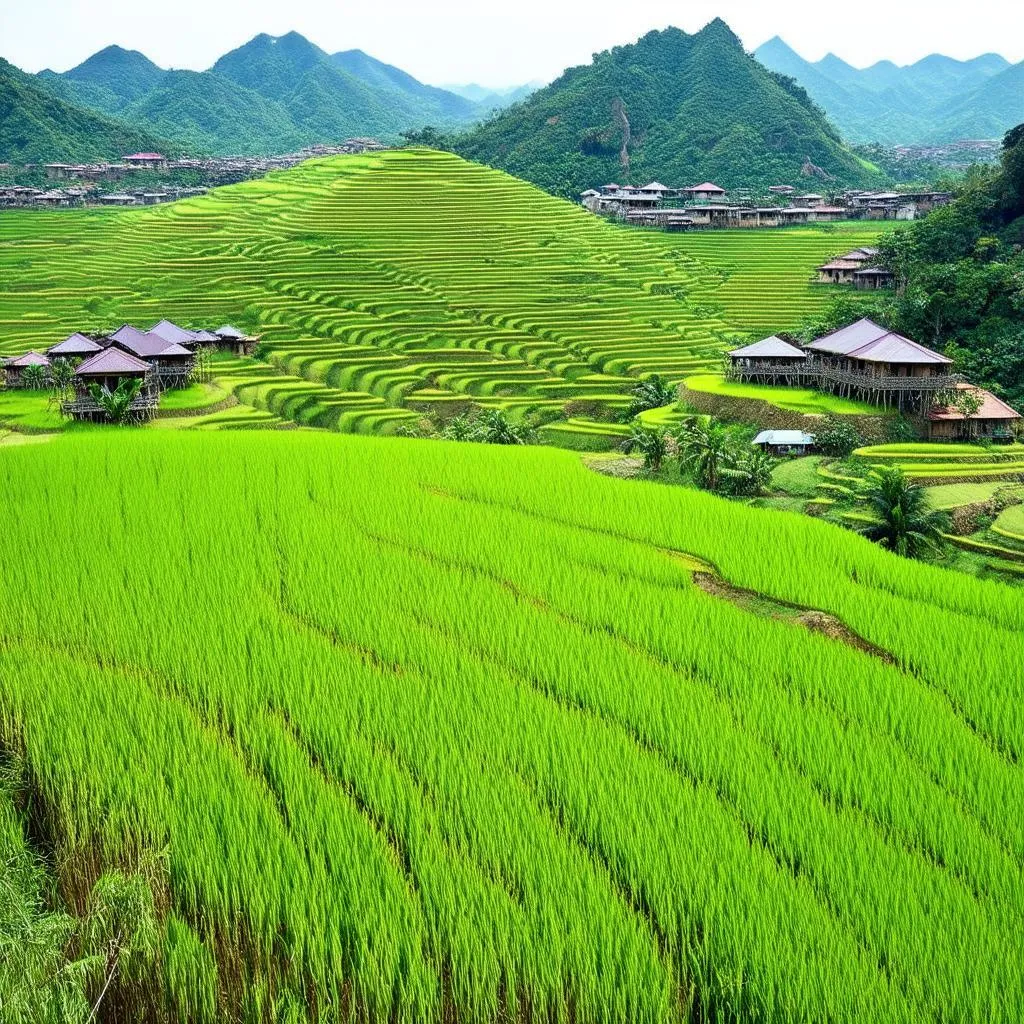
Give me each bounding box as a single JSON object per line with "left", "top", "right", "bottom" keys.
{"left": 721, "top": 445, "right": 775, "bottom": 496}
{"left": 814, "top": 415, "right": 864, "bottom": 457}
{"left": 622, "top": 425, "right": 668, "bottom": 471}
{"left": 626, "top": 375, "right": 676, "bottom": 419}
{"left": 475, "top": 409, "right": 533, "bottom": 445}
{"left": 859, "top": 466, "right": 949, "bottom": 559}
{"left": 86, "top": 378, "right": 144, "bottom": 424}
{"left": 19, "top": 364, "right": 47, "bottom": 390}
{"left": 48, "top": 359, "right": 75, "bottom": 399}
{"left": 678, "top": 418, "right": 732, "bottom": 491}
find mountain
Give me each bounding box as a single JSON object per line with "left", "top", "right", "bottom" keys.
{"left": 755, "top": 37, "right": 1021, "bottom": 144}
{"left": 444, "top": 82, "right": 541, "bottom": 109}
{"left": 0, "top": 57, "right": 169, "bottom": 163}
{"left": 26, "top": 32, "right": 485, "bottom": 158}
{"left": 331, "top": 50, "right": 478, "bottom": 123}
{"left": 454, "top": 21, "right": 881, "bottom": 198}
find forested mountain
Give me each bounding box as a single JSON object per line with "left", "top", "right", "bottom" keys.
{"left": 755, "top": 37, "right": 1023, "bottom": 144}
{"left": 0, "top": 57, "right": 169, "bottom": 163}
{"left": 18, "top": 32, "right": 486, "bottom": 158}
{"left": 454, "top": 20, "right": 881, "bottom": 198}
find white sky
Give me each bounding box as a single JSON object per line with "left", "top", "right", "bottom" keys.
{"left": 2, "top": 0, "right": 1020, "bottom": 87}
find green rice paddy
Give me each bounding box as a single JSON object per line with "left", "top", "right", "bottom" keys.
{"left": 1, "top": 429, "right": 1022, "bottom": 1023}
{"left": 0, "top": 150, "right": 881, "bottom": 440}
{"left": 684, "top": 373, "right": 881, "bottom": 415}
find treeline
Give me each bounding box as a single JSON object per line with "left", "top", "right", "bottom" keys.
{"left": 807, "top": 124, "right": 1024, "bottom": 406}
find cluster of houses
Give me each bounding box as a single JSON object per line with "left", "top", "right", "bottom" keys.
{"left": 581, "top": 181, "right": 951, "bottom": 231}
{"left": 1, "top": 140, "right": 388, "bottom": 210}
{"left": 728, "top": 318, "right": 1021, "bottom": 441}
{"left": 1, "top": 321, "right": 258, "bottom": 422}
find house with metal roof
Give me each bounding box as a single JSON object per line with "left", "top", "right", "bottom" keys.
{"left": 109, "top": 325, "right": 195, "bottom": 389}
{"left": 728, "top": 336, "right": 807, "bottom": 385}
{"left": 2, "top": 351, "right": 51, "bottom": 388}
{"left": 806, "top": 318, "right": 958, "bottom": 413}
{"left": 64, "top": 347, "right": 159, "bottom": 423}
{"left": 47, "top": 333, "right": 104, "bottom": 359}
{"left": 753, "top": 430, "right": 816, "bottom": 455}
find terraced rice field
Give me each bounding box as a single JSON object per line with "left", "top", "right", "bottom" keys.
{"left": 0, "top": 150, "right": 881, "bottom": 439}
{"left": 2, "top": 430, "right": 1023, "bottom": 1023}
{"left": 685, "top": 373, "right": 881, "bottom": 415}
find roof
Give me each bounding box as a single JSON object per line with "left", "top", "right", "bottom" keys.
{"left": 123, "top": 152, "right": 165, "bottom": 160}
{"left": 808, "top": 318, "right": 952, "bottom": 365}
{"left": 818, "top": 259, "right": 864, "bottom": 271}
{"left": 686, "top": 182, "right": 727, "bottom": 193}
{"left": 75, "top": 347, "right": 151, "bottom": 376}
{"left": 6, "top": 350, "right": 50, "bottom": 367}
{"left": 853, "top": 266, "right": 894, "bottom": 277}
{"left": 191, "top": 330, "right": 220, "bottom": 343}
{"left": 149, "top": 319, "right": 197, "bottom": 345}
{"left": 48, "top": 333, "right": 103, "bottom": 356}
{"left": 215, "top": 324, "right": 250, "bottom": 340}
{"left": 110, "top": 326, "right": 192, "bottom": 359}
{"left": 643, "top": 181, "right": 670, "bottom": 191}
{"left": 729, "top": 336, "right": 807, "bottom": 359}
{"left": 753, "top": 430, "right": 815, "bottom": 446}
{"left": 928, "top": 384, "right": 1021, "bottom": 421}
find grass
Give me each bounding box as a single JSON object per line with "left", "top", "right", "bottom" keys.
{"left": 771, "top": 456, "right": 824, "bottom": 497}
{"left": 684, "top": 374, "right": 881, "bottom": 415}
{"left": 924, "top": 482, "right": 1006, "bottom": 509}
{"left": 158, "top": 381, "right": 228, "bottom": 413}
{"left": 993, "top": 504, "right": 1024, "bottom": 541}
{"left": 0, "top": 430, "right": 1022, "bottom": 1023}
{"left": 0, "top": 150, "right": 883, "bottom": 439}
{"left": 0, "top": 389, "right": 65, "bottom": 431}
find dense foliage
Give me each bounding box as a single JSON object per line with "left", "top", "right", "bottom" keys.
{"left": 756, "top": 37, "right": 1024, "bottom": 145}
{"left": 1, "top": 430, "right": 1022, "bottom": 1022}
{"left": 25, "top": 34, "right": 486, "bottom": 159}
{"left": 454, "top": 20, "right": 882, "bottom": 199}
{"left": 0, "top": 58, "right": 170, "bottom": 164}
{"left": 817, "top": 126, "right": 1024, "bottom": 407}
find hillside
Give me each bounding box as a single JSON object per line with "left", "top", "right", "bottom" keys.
{"left": 0, "top": 149, "right": 881, "bottom": 436}
{"left": 1, "top": 427, "right": 1022, "bottom": 1023}
{"left": 454, "top": 20, "right": 882, "bottom": 197}
{"left": 755, "top": 37, "right": 1024, "bottom": 144}
{"left": 0, "top": 56, "right": 170, "bottom": 163}
{"left": 28, "top": 33, "right": 485, "bottom": 157}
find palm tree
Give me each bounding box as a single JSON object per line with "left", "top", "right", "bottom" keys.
{"left": 859, "top": 466, "right": 950, "bottom": 558}
{"left": 622, "top": 425, "right": 669, "bottom": 472}
{"left": 87, "top": 378, "right": 145, "bottom": 424}
{"left": 678, "top": 418, "right": 732, "bottom": 491}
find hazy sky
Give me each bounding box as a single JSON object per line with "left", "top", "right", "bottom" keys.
{"left": 2, "top": 0, "right": 1020, "bottom": 87}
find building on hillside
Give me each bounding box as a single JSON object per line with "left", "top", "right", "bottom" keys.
{"left": 753, "top": 430, "right": 816, "bottom": 456}
{"left": 728, "top": 336, "right": 808, "bottom": 385}
{"left": 681, "top": 182, "right": 727, "bottom": 202}
{"left": 98, "top": 194, "right": 137, "bottom": 206}
{"left": 64, "top": 348, "right": 158, "bottom": 422}
{"left": 926, "top": 384, "right": 1021, "bottom": 441}
{"left": 796, "top": 193, "right": 826, "bottom": 207}
{"left": 852, "top": 266, "right": 895, "bottom": 290}
{"left": 214, "top": 325, "right": 260, "bottom": 356}
{"left": 2, "top": 351, "right": 50, "bottom": 387}
{"left": 806, "top": 317, "right": 958, "bottom": 413}
{"left": 816, "top": 247, "right": 885, "bottom": 285}
{"left": 768, "top": 185, "right": 796, "bottom": 195}
{"left": 47, "top": 333, "right": 104, "bottom": 360}
{"left": 108, "top": 325, "right": 195, "bottom": 389}
{"left": 122, "top": 152, "right": 168, "bottom": 170}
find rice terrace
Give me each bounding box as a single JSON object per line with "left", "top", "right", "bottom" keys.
{"left": 2, "top": 12, "right": 1024, "bottom": 1024}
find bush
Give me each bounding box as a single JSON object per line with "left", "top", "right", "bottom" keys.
{"left": 815, "top": 416, "right": 865, "bottom": 457}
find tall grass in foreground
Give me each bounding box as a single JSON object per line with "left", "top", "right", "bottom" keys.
{"left": 0, "top": 430, "right": 1022, "bottom": 1023}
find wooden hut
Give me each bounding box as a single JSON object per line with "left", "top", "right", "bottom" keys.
{"left": 3, "top": 351, "right": 50, "bottom": 387}
{"left": 47, "top": 333, "right": 104, "bottom": 360}
{"left": 728, "top": 336, "right": 807, "bottom": 385}
{"left": 65, "top": 348, "right": 158, "bottom": 422}
{"left": 214, "top": 325, "right": 260, "bottom": 356}
{"left": 927, "top": 385, "right": 1021, "bottom": 441}
{"left": 806, "top": 318, "right": 957, "bottom": 412}
{"left": 109, "top": 325, "right": 195, "bottom": 389}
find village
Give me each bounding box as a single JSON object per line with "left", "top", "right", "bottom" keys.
{"left": 0, "top": 139, "right": 386, "bottom": 209}
{"left": 581, "top": 180, "right": 952, "bottom": 231}
{"left": 733, "top": 317, "right": 1021, "bottom": 451}
{"left": 1, "top": 320, "right": 258, "bottom": 421}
